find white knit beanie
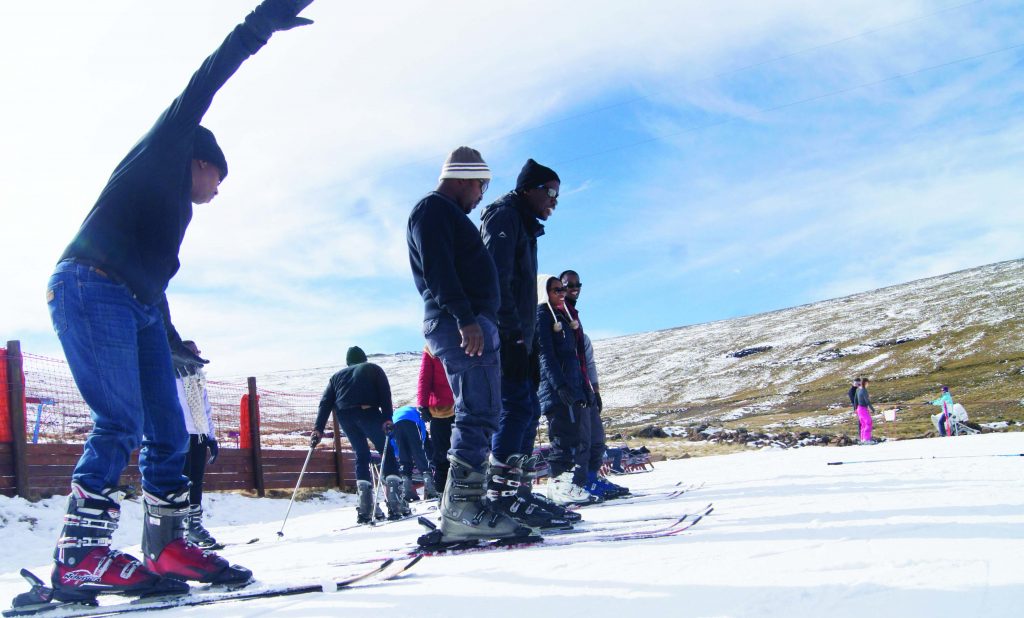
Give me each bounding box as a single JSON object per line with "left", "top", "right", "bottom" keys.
{"left": 439, "top": 146, "right": 492, "bottom": 181}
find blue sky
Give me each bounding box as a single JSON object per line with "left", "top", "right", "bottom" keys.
{"left": 2, "top": 0, "right": 1022, "bottom": 376}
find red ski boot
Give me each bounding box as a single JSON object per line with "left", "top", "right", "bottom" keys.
{"left": 141, "top": 489, "right": 252, "bottom": 585}
{"left": 51, "top": 483, "right": 188, "bottom": 602}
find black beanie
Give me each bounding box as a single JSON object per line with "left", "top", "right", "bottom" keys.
{"left": 346, "top": 346, "right": 367, "bottom": 366}
{"left": 515, "top": 159, "right": 559, "bottom": 191}
{"left": 193, "top": 126, "right": 228, "bottom": 179}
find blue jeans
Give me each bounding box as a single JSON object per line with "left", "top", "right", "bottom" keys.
{"left": 424, "top": 315, "right": 500, "bottom": 469}
{"left": 491, "top": 376, "right": 542, "bottom": 461}
{"left": 392, "top": 419, "right": 430, "bottom": 477}
{"left": 47, "top": 261, "right": 189, "bottom": 496}
{"left": 335, "top": 408, "right": 399, "bottom": 482}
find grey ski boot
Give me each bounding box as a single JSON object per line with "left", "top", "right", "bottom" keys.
{"left": 356, "top": 480, "right": 375, "bottom": 524}
{"left": 186, "top": 505, "right": 222, "bottom": 549}
{"left": 401, "top": 475, "right": 419, "bottom": 502}
{"left": 421, "top": 471, "right": 440, "bottom": 500}
{"left": 418, "top": 455, "right": 534, "bottom": 547}
{"left": 384, "top": 475, "right": 412, "bottom": 520}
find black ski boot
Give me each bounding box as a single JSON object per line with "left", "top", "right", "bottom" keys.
{"left": 517, "top": 456, "right": 581, "bottom": 524}
{"left": 186, "top": 505, "right": 222, "bottom": 549}
{"left": 419, "top": 455, "right": 534, "bottom": 546}
{"left": 384, "top": 475, "right": 412, "bottom": 520}
{"left": 485, "top": 454, "right": 562, "bottom": 530}
{"left": 51, "top": 483, "right": 186, "bottom": 602}
{"left": 142, "top": 488, "right": 252, "bottom": 585}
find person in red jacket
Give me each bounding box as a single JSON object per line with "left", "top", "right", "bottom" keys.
{"left": 417, "top": 345, "right": 455, "bottom": 494}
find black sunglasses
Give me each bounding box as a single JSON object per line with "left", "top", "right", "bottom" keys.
{"left": 535, "top": 184, "right": 558, "bottom": 199}
{"left": 477, "top": 179, "right": 490, "bottom": 193}
{"left": 564, "top": 283, "right": 582, "bottom": 289}
{"left": 550, "top": 286, "right": 567, "bottom": 293}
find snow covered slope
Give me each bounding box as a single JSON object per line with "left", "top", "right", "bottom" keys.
{"left": 1, "top": 432, "right": 1022, "bottom": 617}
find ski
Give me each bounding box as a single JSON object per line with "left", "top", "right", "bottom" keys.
{"left": 328, "top": 502, "right": 713, "bottom": 568}
{"left": 332, "top": 504, "right": 439, "bottom": 533}
{"left": 3, "top": 556, "right": 421, "bottom": 617}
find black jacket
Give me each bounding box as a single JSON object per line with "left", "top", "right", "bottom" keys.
{"left": 479, "top": 192, "right": 545, "bottom": 352}
{"left": 407, "top": 192, "right": 499, "bottom": 328}
{"left": 315, "top": 363, "right": 393, "bottom": 432}
{"left": 848, "top": 386, "right": 858, "bottom": 406}
{"left": 536, "top": 304, "right": 588, "bottom": 413}
{"left": 59, "top": 20, "right": 269, "bottom": 305}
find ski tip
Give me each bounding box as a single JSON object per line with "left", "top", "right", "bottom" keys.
{"left": 826, "top": 462, "right": 842, "bottom": 465}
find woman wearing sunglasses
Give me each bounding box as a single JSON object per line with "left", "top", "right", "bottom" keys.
{"left": 536, "top": 277, "right": 596, "bottom": 505}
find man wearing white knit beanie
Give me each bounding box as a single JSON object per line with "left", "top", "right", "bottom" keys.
{"left": 406, "top": 147, "right": 533, "bottom": 546}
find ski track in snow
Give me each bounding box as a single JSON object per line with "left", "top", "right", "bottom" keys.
{"left": 2, "top": 432, "right": 1022, "bottom": 617}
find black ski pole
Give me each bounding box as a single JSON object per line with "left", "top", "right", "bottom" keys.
{"left": 277, "top": 444, "right": 316, "bottom": 538}
{"left": 827, "top": 453, "right": 1023, "bottom": 466}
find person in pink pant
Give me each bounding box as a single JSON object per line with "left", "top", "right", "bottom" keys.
{"left": 854, "top": 377, "right": 878, "bottom": 444}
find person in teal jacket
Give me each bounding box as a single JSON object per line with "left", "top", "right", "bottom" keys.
{"left": 927, "top": 386, "right": 955, "bottom": 437}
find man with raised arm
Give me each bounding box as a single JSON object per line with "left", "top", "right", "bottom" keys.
{"left": 44, "top": 0, "right": 315, "bottom": 602}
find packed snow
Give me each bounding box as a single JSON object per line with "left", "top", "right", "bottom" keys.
{"left": 2, "top": 432, "right": 1022, "bottom": 617}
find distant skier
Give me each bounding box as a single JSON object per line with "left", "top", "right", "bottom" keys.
{"left": 855, "top": 377, "right": 878, "bottom": 444}
{"left": 416, "top": 346, "right": 455, "bottom": 494}
{"left": 927, "top": 385, "right": 955, "bottom": 437}
{"left": 537, "top": 277, "right": 594, "bottom": 504}
{"left": 479, "top": 158, "right": 567, "bottom": 529}
{"left": 311, "top": 346, "right": 408, "bottom": 522}
{"left": 561, "top": 269, "right": 628, "bottom": 500}
{"left": 848, "top": 377, "right": 862, "bottom": 435}
{"left": 390, "top": 405, "right": 438, "bottom": 501}
{"left": 43, "top": 0, "right": 315, "bottom": 602}
{"left": 406, "top": 146, "right": 531, "bottom": 544}
{"left": 171, "top": 338, "right": 221, "bottom": 549}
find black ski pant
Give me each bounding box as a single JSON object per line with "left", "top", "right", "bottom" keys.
{"left": 429, "top": 416, "right": 454, "bottom": 490}
{"left": 544, "top": 402, "right": 581, "bottom": 479}
{"left": 393, "top": 419, "right": 430, "bottom": 478}
{"left": 336, "top": 408, "right": 399, "bottom": 482}
{"left": 183, "top": 434, "right": 208, "bottom": 506}
{"left": 574, "top": 405, "right": 606, "bottom": 480}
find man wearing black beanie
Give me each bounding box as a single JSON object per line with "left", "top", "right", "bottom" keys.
{"left": 478, "top": 158, "right": 571, "bottom": 529}
{"left": 44, "top": 0, "right": 315, "bottom": 602}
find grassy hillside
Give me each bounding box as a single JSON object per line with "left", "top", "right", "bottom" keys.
{"left": 593, "top": 260, "right": 1024, "bottom": 457}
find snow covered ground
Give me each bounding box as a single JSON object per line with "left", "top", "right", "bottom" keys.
{"left": 2, "top": 431, "right": 1022, "bottom": 617}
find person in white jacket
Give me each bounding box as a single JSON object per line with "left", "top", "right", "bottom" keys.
{"left": 175, "top": 341, "right": 221, "bottom": 548}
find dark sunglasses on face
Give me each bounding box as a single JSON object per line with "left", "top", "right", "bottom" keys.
{"left": 564, "top": 283, "right": 582, "bottom": 289}
{"left": 550, "top": 287, "right": 567, "bottom": 294}
{"left": 535, "top": 184, "right": 558, "bottom": 199}
{"left": 477, "top": 179, "right": 490, "bottom": 193}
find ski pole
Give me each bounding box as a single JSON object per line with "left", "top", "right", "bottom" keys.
{"left": 827, "top": 453, "right": 1023, "bottom": 466}
{"left": 277, "top": 444, "right": 315, "bottom": 538}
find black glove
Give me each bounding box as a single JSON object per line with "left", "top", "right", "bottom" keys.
{"left": 557, "top": 386, "right": 576, "bottom": 407}
{"left": 245, "top": 0, "right": 315, "bottom": 42}
{"left": 418, "top": 406, "right": 432, "bottom": 421}
{"left": 309, "top": 429, "right": 322, "bottom": 448}
{"left": 170, "top": 340, "right": 209, "bottom": 376}
{"left": 206, "top": 437, "right": 219, "bottom": 465}
{"left": 594, "top": 391, "right": 603, "bottom": 413}
{"left": 499, "top": 332, "right": 529, "bottom": 381}
{"left": 383, "top": 420, "right": 394, "bottom": 434}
